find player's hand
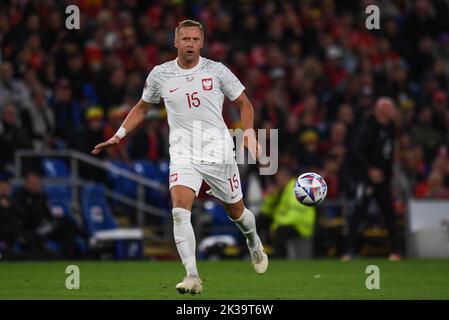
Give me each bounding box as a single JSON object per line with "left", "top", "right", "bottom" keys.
{"left": 0, "top": 196, "right": 10, "bottom": 208}
{"left": 91, "top": 135, "right": 120, "bottom": 155}
{"left": 241, "top": 132, "right": 262, "bottom": 161}
{"left": 368, "top": 167, "right": 384, "bottom": 185}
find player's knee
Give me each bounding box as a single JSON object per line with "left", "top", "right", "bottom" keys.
{"left": 224, "top": 201, "right": 245, "bottom": 220}
{"left": 172, "top": 207, "right": 191, "bottom": 224}
{"left": 172, "top": 199, "right": 192, "bottom": 210}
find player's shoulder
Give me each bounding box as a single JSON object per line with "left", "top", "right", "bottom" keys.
{"left": 201, "top": 57, "right": 221, "bottom": 67}
{"left": 200, "top": 57, "right": 229, "bottom": 75}
{"left": 148, "top": 59, "right": 178, "bottom": 80}
{"left": 156, "top": 59, "right": 177, "bottom": 70}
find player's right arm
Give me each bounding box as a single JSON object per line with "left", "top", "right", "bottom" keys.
{"left": 91, "top": 99, "right": 151, "bottom": 155}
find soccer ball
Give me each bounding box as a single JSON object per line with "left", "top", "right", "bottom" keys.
{"left": 294, "top": 172, "right": 327, "bottom": 206}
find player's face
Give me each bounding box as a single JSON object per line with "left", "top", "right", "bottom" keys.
{"left": 174, "top": 27, "right": 203, "bottom": 64}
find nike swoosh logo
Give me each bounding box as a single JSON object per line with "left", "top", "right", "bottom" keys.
{"left": 231, "top": 194, "right": 238, "bottom": 199}
{"left": 170, "top": 87, "right": 180, "bottom": 93}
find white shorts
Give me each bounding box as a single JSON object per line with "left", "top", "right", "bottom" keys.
{"left": 169, "top": 161, "right": 243, "bottom": 204}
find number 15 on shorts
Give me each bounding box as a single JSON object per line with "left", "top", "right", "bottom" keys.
{"left": 228, "top": 174, "right": 239, "bottom": 193}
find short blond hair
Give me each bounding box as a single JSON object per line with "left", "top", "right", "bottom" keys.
{"left": 175, "top": 19, "right": 204, "bottom": 37}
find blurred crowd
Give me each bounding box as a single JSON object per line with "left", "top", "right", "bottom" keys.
{"left": 0, "top": 171, "right": 87, "bottom": 259}
{"left": 1, "top": 0, "right": 449, "bottom": 207}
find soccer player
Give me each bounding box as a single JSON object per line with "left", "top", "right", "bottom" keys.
{"left": 92, "top": 20, "right": 268, "bottom": 294}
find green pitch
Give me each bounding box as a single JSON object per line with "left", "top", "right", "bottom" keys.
{"left": 0, "top": 259, "right": 448, "bottom": 299}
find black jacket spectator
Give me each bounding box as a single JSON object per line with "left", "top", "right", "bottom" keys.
{"left": 14, "top": 182, "right": 53, "bottom": 232}
{"left": 348, "top": 114, "right": 395, "bottom": 183}
{"left": 0, "top": 104, "right": 32, "bottom": 168}
{"left": 129, "top": 119, "right": 166, "bottom": 161}
{"left": 14, "top": 173, "right": 87, "bottom": 259}
{"left": 0, "top": 180, "right": 23, "bottom": 247}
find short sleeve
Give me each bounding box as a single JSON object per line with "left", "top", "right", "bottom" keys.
{"left": 218, "top": 63, "right": 245, "bottom": 101}
{"left": 142, "top": 67, "right": 162, "bottom": 104}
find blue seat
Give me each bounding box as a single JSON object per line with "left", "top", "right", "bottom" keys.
{"left": 132, "top": 160, "right": 169, "bottom": 210}
{"left": 81, "top": 184, "right": 142, "bottom": 259}
{"left": 45, "top": 185, "right": 71, "bottom": 202}
{"left": 106, "top": 161, "right": 137, "bottom": 199}
{"left": 81, "top": 184, "right": 117, "bottom": 235}
{"left": 133, "top": 160, "right": 159, "bottom": 180}
{"left": 157, "top": 159, "right": 169, "bottom": 184}
{"left": 44, "top": 185, "right": 72, "bottom": 218}
{"left": 156, "top": 160, "right": 170, "bottom": 210}
{"left": 44, "top": 185, "right": 87, "bottom": 255}
{"left": 42, "top": 158, "right": 70, "bottom": 178}
{"left": 203, "top": 201, "right": 240, "bottom": 238}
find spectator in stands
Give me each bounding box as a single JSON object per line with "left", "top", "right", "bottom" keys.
{"left": 395, "top": 141, "right": 427, "bottom": 195}
{"left": 97, "top": 67, "right": 127, "bottom": 113}
{"left": 415, "top": 146, "right": 449, "bottom": 198}
{"left": 342, "top": 98, "right": 401, "bottom": 261}
{"left": 0, "top": 61, "right": 29, "bottom": 109}
{"left": 65, "top": 52, "right": 89, "bottom": 102}
{"left": 129, "top": 115, "right": 167, "bottom": 161}
{"left": 69, "top": 106, "right": 105, "bottom": 155}
{"left": 14, "top": 172, "right": 86, "bottom": 259}
{"left": 431, "top": 89, "right": 447, "bottom": 134}
{"left": 415, "top": 170, "right": 449, "bottom": 199}
{"left": 49, "top": 78, "right": 83, "bottom": 142}
{"left": 259, "top": 90, "right": 287, "bottom": 142}
{"left": 103, "top": 106, "right": 131, "bottom": 162}
{"left": 298, "top": 128, "right": 321, "bottom": 171}
{"left": 0, "top": 103, "right": 32, "bottom": 169}
{"left": 320, "top": 155, "right": 341, "bottom": 199}
{"left": 20, "top": 86, "right": 55, "bottom": 150}
{"left": 68, "top": 106, "right": 107, "bottom": 182}
{"left": 445, "top": 109, "right": 449, "bottom": 148}
{"left": 0, "top": 177, "right": 52, "bottom": 260}
{"left": 335, "top": 104, "right": 355, "bottom": 142}
{"left": 257, "top": 168, "right": 316, "bottom": 258}
{"left": 319, "top": 121, "right": 347, "bottom": 157}
{"left": 411, "top": 106, "right": 443, "bottom": 163}
{"left": 0, "top": 178, "right": 22, "bottom": 255}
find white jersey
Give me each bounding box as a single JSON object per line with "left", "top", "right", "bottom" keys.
{"left": 142, "top": 56, "right": 245, "bottom": 164}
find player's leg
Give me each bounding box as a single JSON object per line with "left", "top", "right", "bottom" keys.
{"left": 169, "top": 164, "right": 203, "bottom": 294}
{"left": 374, "top": 183, "right": 401, "bottom": 260}
{"left": 203, "top": 162, "right": 268, "bottom": 273}
{"left": 342, "top": 181, "right": 370, "bottom": 261}
{"left": 223, "top": 199, "right": 268, "bottom": 273}
{"left": 171, "top": 185, "right": 198, "bottom": 276}
{"left": 223, "top": 199, "right": 262, "bottom": 252}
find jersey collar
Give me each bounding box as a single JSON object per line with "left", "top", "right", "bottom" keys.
{"left": 175, "top": 56, "right": 203, "bottom": 73}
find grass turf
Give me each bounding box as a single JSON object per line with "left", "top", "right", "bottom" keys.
{"left": 0, "top": 259, "right": 448, "bottom": 299}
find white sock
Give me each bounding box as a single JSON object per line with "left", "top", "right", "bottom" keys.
{"left": 230, "top": 207, "right": 262, "bottom": 252}
{"left": 172, "top": 207, "right": 198, "bottom": 277}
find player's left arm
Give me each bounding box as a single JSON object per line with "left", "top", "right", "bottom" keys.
{"left": 233, "top": 92, "right": 262, "bottom": 160}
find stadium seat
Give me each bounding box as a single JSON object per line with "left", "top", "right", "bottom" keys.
{"left": 81, "top": 184, "right": 143, "bottom": 259}
{"left": 155, "top": 160, "right": 170, "bottom": 210}
{"left": 81, "top": 184, "right": 118, "bottom": 234}
{"left": 106, "top": 161, "right": 137, "bottom": 199}
{"left": 44, "top": 185, "right": 73, "bottom": 218}
{"left": 132, "top": 160, "right": 169, "bottom": 209}
{"left": 203, "top": 200, "right": 240, "bottom": 238}
{"left": 44, "top": 185, "right": 88, "bottom": 255}
{"left": 158, "top": 159, "right": 170, "bottom": 184}
{"left": 42, "top": 158, "right": 70, "bottom": 178}
{"left": 133, "top": 160, "right": 159, "bottom": 180}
